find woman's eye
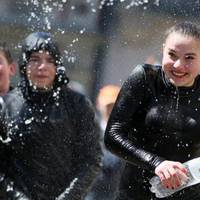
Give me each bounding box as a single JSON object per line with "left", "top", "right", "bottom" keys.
{"left": 185, "top": 56, "right": 194, "bottom": 60}
{"left": 168, "top": 52, "right": 177, "bottom": 60}
{"left": 168, "top": 52, "right": 176, "bottom": 57}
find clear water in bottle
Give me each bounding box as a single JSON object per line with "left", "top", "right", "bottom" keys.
{"left": 149, "top": 157, "right": 200, "bottom": 198}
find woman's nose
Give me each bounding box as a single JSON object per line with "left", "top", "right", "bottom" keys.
{"left": 173, "top": 59, "right": 183, "bottom": 69}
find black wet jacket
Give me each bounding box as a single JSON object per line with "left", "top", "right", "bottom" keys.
{"left": 105, "top": 64, "right": 200, "bottom": 199}
{"left": 0, "top": 79, "right": 101, "bottom": 200}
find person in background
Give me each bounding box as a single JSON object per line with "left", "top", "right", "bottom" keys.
{"left": 97, "top": 85, "right": 121, "bottom": 131}
{"left": 0, "top": 32, "right": 101, "bottom": 200}
{"left": 145, "top": 54, "right": 160, "bottom": 65}
{"left": 105, "top": 21, "right": 200, "bottom": 200}
{"left": 0, "top": 42, "right": 16, "bottom": 95}
{"left": 68, "top": 80, "right": 87, "bottom": 96}
{"left": 85, "top": 85, "right": 124, "bottom": 200}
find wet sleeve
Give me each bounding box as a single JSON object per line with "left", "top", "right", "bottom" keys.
{"left": 57, "top": 96, "right": 102, "bottom": 200}
{"left": 104, "top": 65, "right": 165, "bottom": 171}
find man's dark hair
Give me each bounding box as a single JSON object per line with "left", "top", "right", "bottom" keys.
{"left": 18, "top": 32, "right": 63, "bottom": 76}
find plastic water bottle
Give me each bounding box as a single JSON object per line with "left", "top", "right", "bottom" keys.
{"left": 149, "top": 157, "right": 200, "bottom": 198}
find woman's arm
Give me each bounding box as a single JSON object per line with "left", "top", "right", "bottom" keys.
{"left": 104, "top": 65, "right": 165, "bottom": 171}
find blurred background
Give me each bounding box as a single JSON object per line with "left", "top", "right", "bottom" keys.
{"left": 1, "top": 0, "right": 200, "bottom": 101}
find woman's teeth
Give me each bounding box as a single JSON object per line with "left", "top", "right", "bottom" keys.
{"left": 172, "top": 71, "right": 186, "bottom": 77}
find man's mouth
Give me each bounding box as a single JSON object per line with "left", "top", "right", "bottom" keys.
{"left": 36, "top": 75, "right": 48, "bottom": 78}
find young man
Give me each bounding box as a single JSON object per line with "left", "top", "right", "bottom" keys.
{"left": 0, "top": 32, "right": 101, "bottom": 200}
{"left": 0, "top": 43, "right": 16, "bottom": 95}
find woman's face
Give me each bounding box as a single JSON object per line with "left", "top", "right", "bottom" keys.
{"left": 162, "top": 32, "right": 200, "bottom": 87}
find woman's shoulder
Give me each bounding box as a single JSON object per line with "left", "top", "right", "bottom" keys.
{"left": 128, "top": 64, "right": 162, "bottom": 84}
{"left": 131, "top": 64, "right": 161, "bottom": 75}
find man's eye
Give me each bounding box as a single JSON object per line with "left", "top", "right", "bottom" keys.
{"left": 49, "top": 60, "right": 55, "bottom": 64}
{"left": 29, "top": 59, "right": 39, "bottom": 62}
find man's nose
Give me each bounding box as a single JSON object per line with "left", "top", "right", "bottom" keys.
{"left": 38, "top": 60, "right": 48, "bottom": 69}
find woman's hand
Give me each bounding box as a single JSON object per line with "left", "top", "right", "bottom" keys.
{"left": 155, "top": 160, "right": 189, "bottom": 189}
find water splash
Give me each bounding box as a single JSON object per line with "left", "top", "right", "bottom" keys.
{"left": 56, "top": 178, "right": 78, "bottom": 200}
{"left": 64, "top": 50, "right": 76, "bottom": 64}
{"left": 99, "top": 0, "right": 160, "bottom": 9}
{"left": 18, "top": 0, "right": 160, "bottom": 64}
{"left": 18, "top": 0, "right": 68, "bottom": 31}
{"left": 20, "top": 0, "right": 160, "bottom": 30}
{"left": 0, "top": 135, "right": 11, "bottom": 143}
{"left": 175, "top": 87, "right": 179, "bottom": 111}
{"left": 80, "top": 28, "right": 86, "bottom": 34}
{"left": 24, "top": 117, "right": 34, "bottom": 125}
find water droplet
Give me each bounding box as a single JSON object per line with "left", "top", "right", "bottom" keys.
{"left": 24, "top": 118, "right": 33, "bottom": 125}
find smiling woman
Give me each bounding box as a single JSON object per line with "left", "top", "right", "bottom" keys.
{"left": 162, "top": 24, "right": 200, "bottom": 88}
{"left": 104, "top": 21, "right": 200, "bottom": 200}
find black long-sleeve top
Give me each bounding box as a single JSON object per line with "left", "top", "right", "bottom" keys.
{"left": 104, "top": 64, "right": 200, "bottom": 199}
{"left": 0, "top": 82, "right": 101, "bottom": 200}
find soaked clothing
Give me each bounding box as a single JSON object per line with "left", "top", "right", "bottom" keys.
{"left": 0, "top": 79, "right": 101, "bottom": 200}
{"left": 104, "top": 64, "right": 200, "bottom": 200}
